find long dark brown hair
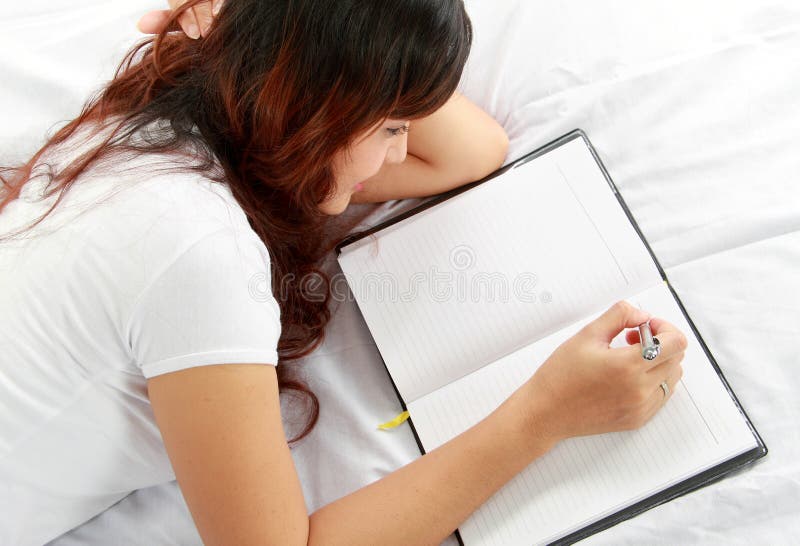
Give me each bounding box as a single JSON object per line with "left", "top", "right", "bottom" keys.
{"left": 0, "top": 0, "right": 472, "bottom": 443}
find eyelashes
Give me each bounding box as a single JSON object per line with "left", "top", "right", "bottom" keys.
{"left": 386, "top": 123, "right": 410, "bottom": 137}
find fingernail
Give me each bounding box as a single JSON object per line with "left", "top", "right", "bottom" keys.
{"left": 212, "top": 1, "right": 223, "bottom": 15}
{"left": 186, "top": 23, "right": 200, "bottom": 39}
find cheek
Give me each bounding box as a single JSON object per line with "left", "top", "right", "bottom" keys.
{"left": 349, "top": 140, "right": 390, "bottom": 180}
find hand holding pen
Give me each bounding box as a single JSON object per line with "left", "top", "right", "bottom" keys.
{"left": 512, "top": 301, "right": 689, "bottom": 446}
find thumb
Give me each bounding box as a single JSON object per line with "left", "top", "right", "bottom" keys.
{"left": 137, "top": 10, "right": 172, "bottom": 34}
{"left": 584, "top": 300, "right": 651, "bottom": 345}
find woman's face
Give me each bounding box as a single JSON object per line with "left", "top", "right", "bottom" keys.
{"left": 319, "top": 118, "right": 410, "bottom": 215}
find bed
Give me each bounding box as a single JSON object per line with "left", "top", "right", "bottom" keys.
{"left": 1, "top": 1, "right": 798, "bottom": 544}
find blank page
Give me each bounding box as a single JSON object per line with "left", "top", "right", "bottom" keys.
{"left": 338, "top": 137, "right": 663, "bottom": 403}
{"left": 407, "top": 281, "right": 758, "bottom": 545}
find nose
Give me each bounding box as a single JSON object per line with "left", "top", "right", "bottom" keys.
{"left": 385, "top": 133, "right": 408, "bottom": 165}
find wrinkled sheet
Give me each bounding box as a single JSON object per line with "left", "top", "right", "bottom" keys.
{"left": 0, "top": 1, "right": 797, "bottom": 544}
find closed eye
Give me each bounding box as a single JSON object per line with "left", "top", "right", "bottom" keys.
{"left": 386, "top": 124, "right": 410, "bottom": 137}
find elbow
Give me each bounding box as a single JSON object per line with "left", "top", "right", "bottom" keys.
{"left": 473, "top": 122, "right": 509, "bottom": 180}
{"left": 494, "top": 124, "right": 510, "bottom": 169}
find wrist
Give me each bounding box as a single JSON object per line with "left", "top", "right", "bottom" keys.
{"left": 491, "top": 381, "right": 561, "bottom": 463}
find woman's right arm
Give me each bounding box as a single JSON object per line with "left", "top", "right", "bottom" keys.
{"left": 147, "top": 301, "right": 687, "bottom": 546}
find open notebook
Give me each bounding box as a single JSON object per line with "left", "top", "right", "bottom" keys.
{"left": 335, "top": 130, "right": 766, "bottom": 545}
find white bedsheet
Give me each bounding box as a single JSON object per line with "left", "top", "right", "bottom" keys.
{"left": 1, "top": 1, "right": 797, "bottom": 544}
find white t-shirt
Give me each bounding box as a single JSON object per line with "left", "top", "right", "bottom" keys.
{"left": 0, "top": 143, "right": 282, "bottom": 545}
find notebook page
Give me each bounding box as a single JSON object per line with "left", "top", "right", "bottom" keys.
{"left": 338, "top": 136, "right": 662, "bottom": 403}
{"left": 407, "top": 281, "right": 757, "bottom": 545}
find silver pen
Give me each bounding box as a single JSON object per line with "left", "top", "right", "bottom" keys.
{"left": 638, "top": 321, "right": 661, "bottom": 360}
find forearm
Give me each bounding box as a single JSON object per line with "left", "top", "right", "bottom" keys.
{"left": 307, "top": 384, "right": 554, "bottom": 546}
{"left": 350, "top": 93, "right": 509, "bottom": 204}
{"left": 350, "top": 154, "right": 471, "bottom": 203}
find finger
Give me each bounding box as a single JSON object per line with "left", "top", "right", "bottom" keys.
{"left": 137, "top": 10, "right": 172, "bottom": 34}
{"left": 193, "top": 3, "right": 215, "bottom": 37}
{"left": 646, "top": 355, "right": 684, "bottom": 385}
{"left": 613, "top": 329, "right": 689, "bottom": 369}
{"left": 624, "top": 317, "right": 684, "bottom": 345}
{"left": 647, "top": 317, "right": 688, "bottom": 346}
{"left": 212, "top": 0, "right": 225, "bottom": 15}
{"left": 583, "top": 300, "right": 652, "bottom": 346}
{"left": 624, "top": 317, "right": 689, "bottom": 363}
{"left": 179, "top": 8, "right": 201, "bottom": 39}
{"left": 640, "top": 359, "right": 683, "bottom": 421}
{"left": 654, "top": 359, "right": 682, "bottom": 403}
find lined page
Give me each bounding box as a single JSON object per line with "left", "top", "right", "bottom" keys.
{"left": 338, "top": 137, "right": 663, "bottom": 403}
{"left": 407, "top": 281, "right": 758, "bottom": 545}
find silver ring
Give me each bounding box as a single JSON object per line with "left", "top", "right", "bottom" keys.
{"left": 659, "top": 381, "right": 670, "bottom": 399}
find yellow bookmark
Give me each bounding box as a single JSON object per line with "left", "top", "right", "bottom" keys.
{"left": 377, "top": 410, "right": 410, "bottom": 430}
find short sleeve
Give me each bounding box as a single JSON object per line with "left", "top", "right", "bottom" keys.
{"left": 127, "top": 225, "right": 282, "bottom": 379}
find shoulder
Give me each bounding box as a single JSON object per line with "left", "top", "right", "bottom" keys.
{"left": 45, "top": 120, "right": 259, "bottom": 256}
{"left": 73, "top": 154, "right": 278, "bottom": 327}
{"left": 135, "top": 168, "right": 256, "bottom": 246}
{"left": 102, "top": 165, "right": 282, "bottom": 378}
{"left": 74, "top": 151, "right": 267, "bottom": 270}
{"left": 103, "top": 162, "right": 275, "bottom": 301}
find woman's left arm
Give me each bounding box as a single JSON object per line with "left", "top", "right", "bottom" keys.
{"left": 138, "top": 4, "right": 508, "bottom": 202}
{"left": 350, "top": 93, "right": 509, "bottom": 203}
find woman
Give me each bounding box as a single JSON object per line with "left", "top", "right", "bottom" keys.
{"left": 0, "top": 1, "right": 687, "bottom": 544}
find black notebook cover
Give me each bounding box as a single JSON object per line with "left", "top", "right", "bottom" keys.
{"left": 335, "top": 129, "right": 768, "bottom": 545}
